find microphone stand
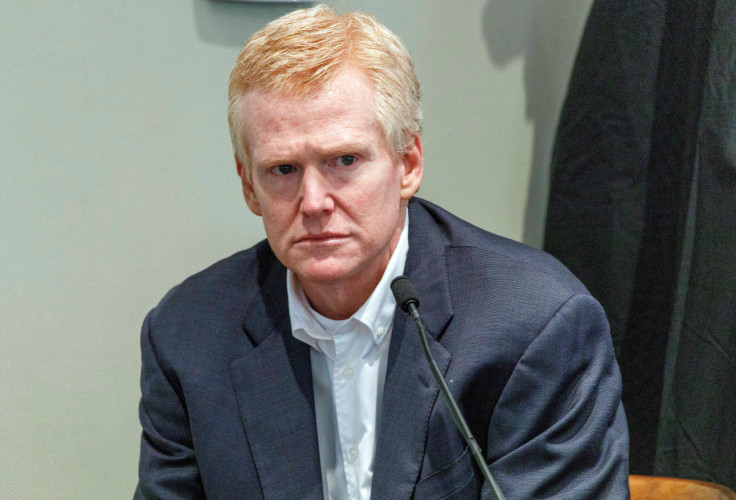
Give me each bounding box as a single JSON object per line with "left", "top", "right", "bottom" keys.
{"left": 392, "top": 276, "right": 506, "bottom": 500}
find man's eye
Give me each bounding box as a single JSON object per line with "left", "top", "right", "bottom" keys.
{"left": 271, "top": 164, "right": 294, "bottom": 175}
{"left": 336, "top": 155, "right": 356, "bottom": 166}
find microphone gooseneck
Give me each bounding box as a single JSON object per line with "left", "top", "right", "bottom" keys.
{"left": 390, "top": 276, "right": 506, "bottom": 500}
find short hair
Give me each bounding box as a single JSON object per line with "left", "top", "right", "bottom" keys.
{"left": 227, "top": 5, "right": 422, "bottom": 170}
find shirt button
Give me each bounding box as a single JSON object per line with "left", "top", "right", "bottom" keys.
{"left": 343, "top": 367, "right": 354, "bottom": 379}
{"left": 349, "top": 447, "right": 358, "bottom": 459}
{"left": 376, "top": 327, "right": 386, "bottom": 337}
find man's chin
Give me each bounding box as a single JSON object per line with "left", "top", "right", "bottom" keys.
{"left": 291, "top": 262, "right": 358, "bottom": 288}
{"left": 295, "top": 270, "right": 351, "bottom": 287}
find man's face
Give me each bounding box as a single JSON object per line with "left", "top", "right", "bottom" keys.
{"left": 237, "top": 66, "right": 423, "bottom": 301}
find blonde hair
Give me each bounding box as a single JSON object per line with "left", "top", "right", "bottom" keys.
{"left": 227, "top": 5, "right": 422, "bottom": 169}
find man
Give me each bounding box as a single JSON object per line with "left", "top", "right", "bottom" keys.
{"left": 136, "top": 6, "right": 629, "bottom": 499}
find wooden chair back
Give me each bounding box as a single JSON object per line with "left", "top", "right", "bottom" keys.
{"left": 630, "top": 475, "right": 736, "bottom": 500}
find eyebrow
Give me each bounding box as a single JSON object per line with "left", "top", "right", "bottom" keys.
{"left": 319, "top": 142, "right": 370, "bottom": 157}
{"left": 255, "top": 141, "right": 372, "bottom": 167}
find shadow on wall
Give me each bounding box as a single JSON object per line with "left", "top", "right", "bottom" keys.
{"left": 482, "top": 0, "right": 592, "bottom": 248}
{"left": 192, "top": 0, "right": 316, "bottom": 47}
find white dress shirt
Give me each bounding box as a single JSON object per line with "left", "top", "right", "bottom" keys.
{"left": 287, "top": 212, "right": 409, "bottom": 500}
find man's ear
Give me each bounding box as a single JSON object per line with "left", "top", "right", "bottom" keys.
{"left": 235, "top": 155, "right": 262, "bottom": 216}
{"left": 400, "top": 134, "right": 424, "bottom": 200}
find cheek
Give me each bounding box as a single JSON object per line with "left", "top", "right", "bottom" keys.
{"left": 362, "top": 172, "right": 401, "bottom": 207}
{"left": 259, "top": 206, "right": 292, "bottom": 244}
{"left": 355, "top": 192, "right": 402, "bottom": 235}
{"left": 357, "top": 168, "right": 402, "bottom": 204}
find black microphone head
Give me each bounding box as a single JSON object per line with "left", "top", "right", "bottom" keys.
{"left": 391, "top": 275, "right": 419, "bottom": 312}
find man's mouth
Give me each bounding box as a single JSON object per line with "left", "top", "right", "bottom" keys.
{"left": 295, "top": 233, "right": 348, "bottom": 244}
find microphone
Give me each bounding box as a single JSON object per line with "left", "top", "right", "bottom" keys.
{"left": 390, "top": 276, "right": 506, "bottom": 500}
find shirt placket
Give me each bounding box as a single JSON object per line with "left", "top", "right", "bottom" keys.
{"left": 333, "top": 327, "right": 361, "bottom": 499}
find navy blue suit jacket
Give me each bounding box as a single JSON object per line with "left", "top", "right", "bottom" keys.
{"left": 135, "top": 198, "right": 629, "bottom": 499}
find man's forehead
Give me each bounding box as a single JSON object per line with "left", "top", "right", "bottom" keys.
{"left": 241, "top": 88, "right": 334, "bottom": 121}
{"left": 243, "top": 71, "right": 378, "bottom": 135}
{"left": 243, "top": 65, "right": 376, "bottom": 110}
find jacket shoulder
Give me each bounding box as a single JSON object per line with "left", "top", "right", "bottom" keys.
{"left": 410, "top": 197, "right": 588, "bottom": 298}
{"left": 147, "top": 239, "right": 280, "bottom": 331}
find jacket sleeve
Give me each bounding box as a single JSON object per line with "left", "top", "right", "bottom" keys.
{"left": 484, "top": 294, "right": 630, "bottom": 499}
{"left": 134, "top": 310, "right": 205, "bottom": 500}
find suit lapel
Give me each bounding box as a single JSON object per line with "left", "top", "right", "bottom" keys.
{"left": 229, "top": 258, "right": 323, "bottom": 499}
{"left": 371, "top": 201, "right": 455, "bottom": 498}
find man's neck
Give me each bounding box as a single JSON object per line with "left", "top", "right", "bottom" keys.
{"left": 298, "top": 263, "right": 387, "bottom": 320}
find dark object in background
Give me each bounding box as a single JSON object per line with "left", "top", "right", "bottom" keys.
{"left": 544, "top": 0, "right": 736, "bottom": 489}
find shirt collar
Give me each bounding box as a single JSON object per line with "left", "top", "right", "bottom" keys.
{"left": 288, "top": 209, "right": 410, "bottom": 352}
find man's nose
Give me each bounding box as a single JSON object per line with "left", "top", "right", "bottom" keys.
{"left": 299, "top": 167, "right": 335, "bottom": 216}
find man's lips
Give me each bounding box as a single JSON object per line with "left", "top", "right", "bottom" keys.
{"left": 294, "top": 233, "right": 348, "bottom": 244}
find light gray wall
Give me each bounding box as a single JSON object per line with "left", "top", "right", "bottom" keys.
{"left": 0, "top": 1, "right": 590, "bottom": 497}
